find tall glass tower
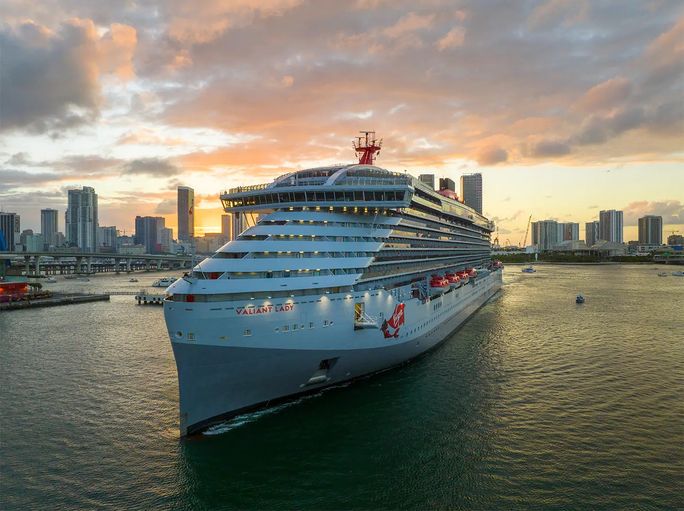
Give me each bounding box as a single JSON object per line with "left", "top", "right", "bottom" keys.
{"left": 177, "top": 186, "right": 195, "bottom": 242}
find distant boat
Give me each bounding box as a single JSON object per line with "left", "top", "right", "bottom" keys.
{"left": 576, "top": 294, "right": 585, "bottom": 304}
{"left": 129, "top": 278, "right": 139, "bottom": 283}
{"left": 522, "top": 266, "right": 536, "bottom": 273}
{"left": 657, "top": 272, "right": 668, "bottom": 277}
{"left": 672, "top": 271, "right": 684, "bottom": 277}
{"left": 45, "top": 277, "right": 57, "bottom": 283}
{"left": 152, "top": 277, "right": 176, "bottom": 287}
{"left": 76, "top": 277, "right": 90, "bottom": 282}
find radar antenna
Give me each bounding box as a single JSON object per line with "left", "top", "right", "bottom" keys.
{"left": 353, "top": 131, "right": 383, "bottom": 165}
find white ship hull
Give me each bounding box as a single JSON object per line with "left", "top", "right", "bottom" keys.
{"left": 164, "top": 270, "right": 502, "bottom": 435}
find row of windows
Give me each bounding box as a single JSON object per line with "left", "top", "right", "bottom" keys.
{"left": 223, "top": 190, "right": 407, "bottom": 208}
{"left": 191, "top": 268, "right": 366, "bottom": 280}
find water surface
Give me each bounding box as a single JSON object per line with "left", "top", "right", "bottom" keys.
{"left": 1, "top": 265, "right": 682, "bottom": 510}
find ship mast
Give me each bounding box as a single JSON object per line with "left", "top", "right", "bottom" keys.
{"left": 353, "top": 131, "right": 383, "bottom": 165}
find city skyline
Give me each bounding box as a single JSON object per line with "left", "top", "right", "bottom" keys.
{"left": 1, "top": 2, "right": 682, "bottom": 241}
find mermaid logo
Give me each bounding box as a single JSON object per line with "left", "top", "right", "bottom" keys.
{"left": 381, "top": 303, "right": 405, "bottom": 339}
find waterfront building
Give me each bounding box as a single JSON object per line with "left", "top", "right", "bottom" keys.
{"left": 41, "top": 208, "right": 59, "bottom": 248}
{"left": 161, "top": 227, "right": 173, "bottom": 253}
{"left": 177, "top": 186, "right": 195, "bottom": 242}
{"left": 667, "top": 234, "right": 683, "bottom": 246}
{"left": 561, "top": 222, "right": 579, "bottom": 241}
{"left": 531, "top": 220, "right": 560, "bottom": 251}
{"left": 25, "top": 233, "right": 45, "bottom": 252}
{"left": 599, "top": 209, "right": 623, "bottom": 243}
{"left": 418, "top": 174, "right": 435, "bottom": 190}
{"left": 638, "top": 215, "right": 662, "bottom": 245}
{"left": 439, "top": 177, "right": 456, "bottom": 192}
{"left": 460, "top": 173, "right": 482, "bottom": 214}
{"left": 0, "top": 212, "right": 20, "bottom": 251}
{"left": 66, "top": 186, "right": 98, "bottom": 252}
{"left": 98, "top": 226, "right": 118, "bottom": 253}
{"left": 585, "top": 221, "right": 600, "bottom": 247}
{"left": 135, "top": 216, "right": 165, "bottom": 254}
{"left": 221, "top": 214, "right": 232, "bottom": 240}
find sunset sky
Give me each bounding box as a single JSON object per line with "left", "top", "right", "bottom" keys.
{"left": 1, "top": 0, "right": 682, "bottom": 243}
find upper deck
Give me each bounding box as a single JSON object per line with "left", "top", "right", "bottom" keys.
{"left": 221, "top": 164, "right": 493, "bottom": 232}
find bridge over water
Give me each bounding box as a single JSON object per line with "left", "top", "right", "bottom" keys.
{"left": 0, "top": 251, "right": 194, "bottom": 275}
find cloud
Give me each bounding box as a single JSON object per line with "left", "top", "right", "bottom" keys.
{"left": 574, "top": 77, "right": 632, "bottom": 113}
{"left": 475, "top": 145, "right": 508, "bottom": 165}
{"left": 122, "top": 158, "right": 180, "bottom": 176}
{"left": 623, "top": 200, "right": 683, "bottom": 226}
{"left": 436, "top": 26, "right": 465, "bottom": 50}
{"left": 155, "top": 198, "right": 176, "bottom": 214}
{"left": 0, "top": 19, "right": 137, "bottom": 133}
{"left": 530, "top": 139, "right": 571, "bottom": 157}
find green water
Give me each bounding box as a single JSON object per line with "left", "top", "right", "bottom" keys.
{"left": 1, "top": 265, "right": 682, "bottom": 510}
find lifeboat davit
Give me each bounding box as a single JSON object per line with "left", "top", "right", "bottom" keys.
{"left": 467, "top": 268, "right": 477, "bottom": 278}
{"left": 429, "top": 274, "right": 449, "bottom": 289}
{"left": 457, "top": 271, "right": 469, "bottom": 284}
{"left": 445, "top": 273, "right": 462, "bottom": 287}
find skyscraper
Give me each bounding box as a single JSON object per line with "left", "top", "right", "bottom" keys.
{"left": 221, "top": 214, "right": 232, "bottom": 240}
{"left": 638, "top": 215, "right": 662, "bottom": 245}
{"left": 585, "top": 221, "right": 600, "bottom": 247}
{"left": 98, "top": 226, "right": 118, "bottom": 252}
{"left": 438, "top": 177, "right": 455, "bottom": 192}
{"left": 65, "top": 187, "right": 98, "bottom": 251}
{"left": 460, "top": 173, "right": 482, "bottom": 214}
{"left": 560, "top": 222, "right": 579, "bottom": 241}
{"left": 418, "top": 174, "right": 435, "bottom": 190}
{"left": 41, "top": 208, "right": 59, "bottom": 248}
{"left": 531, "top": 220, "right": 560, "bottom": 251}
{"left": 135, "top": 216, "right": 165, "bottom": 253}
{"left": 599, "top": 210, "right": 623, "bottom": 243}
{"left": 0, "top": 212, "right": 20, "bottom": 251}
{"left": 178, "top": 186, "right": 195, "bottom": 242}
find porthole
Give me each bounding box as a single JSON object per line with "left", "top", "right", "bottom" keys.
{"left": 176, "top": 331, "right": 183, "bottom": 338}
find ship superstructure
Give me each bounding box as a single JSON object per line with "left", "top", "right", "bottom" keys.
{"left": 164, "top": 132, "right": 503, "bottom": 436}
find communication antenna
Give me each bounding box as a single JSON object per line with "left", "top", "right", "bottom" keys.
{"left": 353, "top": 131, "right": 383, "bottom": 165}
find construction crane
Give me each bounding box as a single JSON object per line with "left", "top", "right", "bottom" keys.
{"left": 520, "top": 215, "right": 532, "bottom": 248}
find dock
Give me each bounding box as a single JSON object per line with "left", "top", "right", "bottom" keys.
{"left": 135, "top": 290, "right": 165, "bottom": 305}
{"left": 0, "top": 293, "right": 110, "bottom": 311}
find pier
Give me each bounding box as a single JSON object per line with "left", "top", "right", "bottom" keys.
{"left": 0, "top": 292, "right": 110, "bottom": 311}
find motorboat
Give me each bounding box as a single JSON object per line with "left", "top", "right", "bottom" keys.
{"left": 657, "top": 272, "right": 668, "bottom": 277}
{"left": 129, "top": 278, "right": 139, "bottom": 283}
{"left": 152, "top": 277, "right": 176, "bottom": 287}
{"left": 45, "top": 277, "right": 57, "bottom": 283}
{"left": 672, "top": 271, "right": 684, "bottom": 277}
{"left": 576, "top": 294, "right": 585, "bottom": 304}
{"left": 522, "top": 266, "right": 536, "bottom": 273}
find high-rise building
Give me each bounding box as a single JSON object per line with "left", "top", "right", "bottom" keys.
{"left": 560, "top": 222, "right": 579, "bottom": 241}
{"left": 98, "top": 226, "right": 118, "bottom": 252}
{"left": 177, "top": 186, "right": 195, "bottom": 242}
{"left": 25, "top": 234, "right": 45, "bottom": 252}
{"left": 531, "top": 220, "right": 560, "bottom": 251}
{"left": 66, "top": 186, "right": 98, "bottom": 251}
{"left": 221, "top": 214, "right": 232, "bottom": 240}
{"left": 418, "top": 174, "right": 435, "bottom": 190}
{"left": 0, "top": 212, "right": 20, "bottom": 251}
{"left": 161, "top": 227, "right": 173, "bottom": 253}
{"left": 638, "top": 215, "right": 662, "bottom": 245}
{"left": 585, "top": 221, "right": 600, "bottom": 247}
{"left": 599, "top": 209, "right": 623, "bottom": 243}
{"left": 438, "top": 177, "right": 455, "bottom": 192}
{"left": 41, "top": 208, "right": 59, "bottom": 248}
{"left": 460, "top": 173, "right": 483, "bottom": 214}
{"left": 135, "top": 216, "right": 165, "bottom": 253}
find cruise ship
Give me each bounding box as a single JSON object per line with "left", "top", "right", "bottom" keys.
{"left": 164, "top": 132, "right": 503, "bottom": 436}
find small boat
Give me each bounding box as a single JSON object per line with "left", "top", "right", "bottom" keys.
{"left": 672, "top": 271, "right": 684, "bottom": 277}
{"left": 657, "top": 272, "right": 668, "bottom": 277}
{"left": 129, "top": 278, "right": 139, "bottom": 283}
{"left": 45, "top": 277, "right": 57, "bottom": 283}
{"left": 152, "top": 277, "right": 176, "bottom": 287}
{"left": 576, "top": 294, "right": 585, "bottom": 304}
{"left": 522, "top": 266, "right": 536, "bottom": 273}
{"left": 76, "top": 277, "right": 90, "bottom": 282}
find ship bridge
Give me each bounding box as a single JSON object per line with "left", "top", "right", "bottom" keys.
{"left": 220, "top": 165, "right": 413, "bottom": 212}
